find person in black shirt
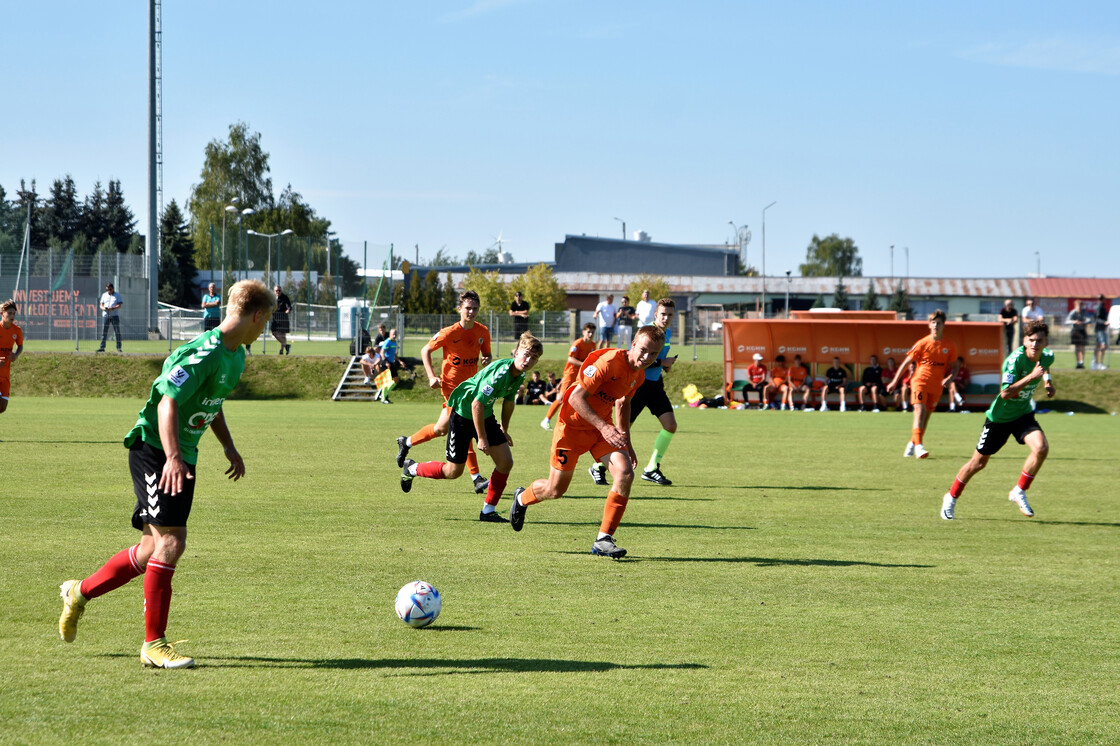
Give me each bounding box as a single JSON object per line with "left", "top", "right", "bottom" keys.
{"left": 999, "top": 299, "right": 1019, "bottom": 357}
{"left": 615, "top": 296, "right": 637, "bottom": 350}
{"left": 857, "top": 354, "right": 884, "bottom": 412}
{"left": 541, "top": 371, "right": 558, "bottom": 405}
{"left": 525, "top": 370, "right": 548, "bottom": 404}
{"left": 272, "top": 285, "right": 293, "bottom": 355}
{"left": 820, "top": 357, "right": 849, "bottom": 412}
{"left": 509, "top": 291, "right": 530, "bottom": 340}
{"left": 1094, "top": 294, "right": 1110, "bottom": 370}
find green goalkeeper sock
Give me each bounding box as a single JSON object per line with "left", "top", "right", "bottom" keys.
{"left": 646, "top": 429, "right": 674, "bottom": 472}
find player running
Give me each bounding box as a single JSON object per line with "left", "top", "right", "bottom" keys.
{"left": 0, "top": 299, "right": 24, "bottom": 416}
{"left": 400, "top": 332, "right": 543, "bottom": 522}
{"left": 58, "top": 280, "right": 275, "bottom": 669}
{"left": 591, "top": 297, "right": 678, "bottom": 486}
{"left": 886, "top": 309, "right": 959, "bottom": 459}
{"left": 508, "top": 325, "right": 665, "bottom": 559}
{"left": 940, "top": 319, "right": 1055, "bottom": 520}
{"left": 396, "top": 291, "right": 492, "bottom": 495}
{"left": 541, "top": 322, "right": 597, "bottom": 431}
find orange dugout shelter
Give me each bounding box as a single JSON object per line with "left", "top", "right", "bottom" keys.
{"left": 722, "top": 319, "right": 1004, "bottom": 408}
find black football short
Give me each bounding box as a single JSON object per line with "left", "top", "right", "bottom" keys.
{"left": 271, "top": 316, "right": 290, "bottom": 334}
{"left": 129, "top": 441, "right": 196, "bottom": 530}
{"left": 203, "top": 317, "right": 220, "bottom": 331}
{"left": 446, "top": 410, "right": 507, "bottom": 464}
{"left": 630, "top": 377, "right": 672, "bottom": 423}
{"left": 975, "top": 413, "right": 1042, "bottom": 456}
{"left": 824, "top": 383, "right": 846, "bottom": 394}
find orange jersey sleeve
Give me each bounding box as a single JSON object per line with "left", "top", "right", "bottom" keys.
{"left": 563, "top": 338, "right": 596, "bottom": 376}
{"left": 429, "top": 322, "right": 490, "bottom": 394}
{"left": 560, "top": 348, "right": 643, "bottom": 430}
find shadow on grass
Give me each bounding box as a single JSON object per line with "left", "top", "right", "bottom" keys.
{"left": 1039, "top": 400, "right": 1109, "bottom": 414}
{"left": 0, "top": 439, "right": 119, "bottom": 444}
{"left": 972, "top": 517, "right": 1120, "bottom": 528}
{"left": 728, "top": 485, "right": 885, "bottom": 492}
{"left": 538, "top": 520, "right": 754, "bottom": 531}
{"left": 587, "top": 554, "right": 933, "bottom": 568}
{"left": 536, "top": 493, "right": 716, "bottom": 502}
{"left": 167, "top": 655, "right": 708, "bottom": 673}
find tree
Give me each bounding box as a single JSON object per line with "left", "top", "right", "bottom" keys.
{"left": 863, "top": 282, "right": 881, "bottom": 311}
{"left": 625, "top": 274, "right": 672, "bottom": 308}
{"left": 832, "top": 281, "right": 850, "bottom": 310}
{"left": 42, "top": 176, "right": 82, "bottom": 247}
{"left": 81, "top": 180, "right": 110, "bottom": 250}
{"left": 187, "top": 122, "right": 275, "bottom": 267}
{"left": 464, "top": 246, "right": 501, "bottom": 265}
{"left": 160, "top": 200, "right": 197, "bottom": 307}
{"left": 888, "top": 282, "right": 913, "bottom": 319}
{"left": 460, "top": 267, "right": 510, "bottom": 314}
{"left": 0, "top": 184, "right": 19, "bottom": 254}
{"left": 14, "top": 179, "right": 44, "bottom": 247}
{"left": 799, "top": 234, "right": 862, "bottom": 277}
{"left": 508, "top": 263, "right": 567, "bottom": 312}
{"left": 428, "top": 247, "right": 459, "bottom": 266}
{"left": 105, "top": 179, "right": 137, "bottom": 252}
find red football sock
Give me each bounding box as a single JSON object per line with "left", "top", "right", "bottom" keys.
{"left": 599, "top": 491, "right": 630, "bottom": 536}
{"left": 1017, "top": 471, "right": 1036, "bottom": 491}
{"left": 80, "top": 544, "right": 144, "bottom": 600}
{"left": 409, "top": 423, "right": 438, "bottom": 446}
{"left": 143, "top": 559, "right": 175, "bottom": 643}
{"left": 485, "top": 470, "right": 509, "bottom": 506}
{"left": 949, "top": 478, "right": 966, "bottom": 499}
{"left": 416, "top": 461, "right": 447, "bottom": 479}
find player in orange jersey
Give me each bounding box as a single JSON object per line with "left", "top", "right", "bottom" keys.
{"left": 540, "top": 322, "right": 597, "bottom": 431}
{"left": 395, "top": 291, "right": 493, "bottom": 495}
{"left": 507, "top": 325, "right": 665, "bottom": 559}
{"left": 762, "top": 354, "right": 789, "bottom": 410}
{"left": 0, "top": 300, "right": 24, "bottom": 415}
{"left": 886, "top": 309, "right": 959, "bottom": 459}
{"left": 785, "top": 354, "right": 813, "bottom": 410}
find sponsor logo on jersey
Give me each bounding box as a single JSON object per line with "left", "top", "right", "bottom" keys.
{"left": 186, "top": 410, "right": 220, "bottom": 431}
{"left": 168, "top": 365, "right": 190, "bottom": 387}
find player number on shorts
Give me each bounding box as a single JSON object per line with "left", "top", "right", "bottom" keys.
{"left": 556, "top": 448, "right": 569, "bottom": 465}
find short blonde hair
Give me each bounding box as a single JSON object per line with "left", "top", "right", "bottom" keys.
{"left": 635, "top": 324, "right": 666, "bottom": 350}
{"left": 227, "top": 280, "right": 276, "bottom": 317}
{"left": 516, "top": 331, "right": 544, "bottom": 357}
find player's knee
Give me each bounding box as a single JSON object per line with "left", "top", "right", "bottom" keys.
{"left": 1034, "top": 440, "right": 1049, "bottom": 459}
{"left": 445, "top": 462, "right": 466, "bottom": 479}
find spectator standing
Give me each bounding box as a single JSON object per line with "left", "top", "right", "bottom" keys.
{"left": 201, "top": 283, "right": 222, "bottom": 332}
{"left": 1066, "top": 300, "right": 1090, "bottom": 369}
{"left": 999, "top": 299, "right": 1019, "bottom": 357}
{"left": 509, "top": 291, "right": 530, "bottom": 341}
{"left": 272, "top": 285, "right": 293, "bottom": 355}
{"left": 616, "top": 296, "right": 637, "bottom": 350}
{"left": 634, "top": 290, "right": 656, "bottom": 327}
{"left": 1093, "top": 295, "right": 1110, "bottom": 370}
{"left": 594, "top": 294, "right": 618, "bottom": 349}
{"left": 374, "top": 329, "right": 401, "bottom": 403}
{"left": 97, "top": 283, "right": 124, "bottom": 353}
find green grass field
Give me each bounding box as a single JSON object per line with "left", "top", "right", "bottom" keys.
{"left": 2, "top": 398, "right": 1117, "bottom": 744}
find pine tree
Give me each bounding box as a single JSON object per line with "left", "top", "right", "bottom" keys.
{"left": 82, "top": 180, "right": 110, "bottom": 249}
{"left": 833, "top": 281, "right": 850, "bottom": 310}
{"left": 863, "top": 282, "right": 881, "bottom": 311}
{"left": 160, "top": 200, "right": 197, "bottom": 307}
{"left": 43, "top": 176, "right": 82, "bottom": 246}
{"left": 888, "top": 283, "right": 913, "bottom": 319}
{"left": 105, "top": 179, "right": 137, "bottom": 251}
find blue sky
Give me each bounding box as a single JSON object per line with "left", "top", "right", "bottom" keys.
{"left": 3, "top": 1, "right": 1118, "bottom": 278}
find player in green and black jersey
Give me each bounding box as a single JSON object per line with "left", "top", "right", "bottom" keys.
{"left": 401, "top": 331, "right": 543, "bottom": 523}
{"left": 58, "top": 280, "right": 276, "bottom": 668}
{"left": 940, "top": 319, "right": 1055, "bottom": 521}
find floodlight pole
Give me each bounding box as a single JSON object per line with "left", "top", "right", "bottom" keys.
{"left": 614, "top": 217, "right": 626, "bottom": 240}
{"left": 761, "top": 201, "right": 776, "bottom": 317}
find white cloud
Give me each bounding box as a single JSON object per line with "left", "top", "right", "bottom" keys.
{"left": 960, "top": 36, "right": 1120, "bottom": 76}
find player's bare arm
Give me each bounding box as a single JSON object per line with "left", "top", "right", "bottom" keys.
{"left": 156, "top": 395, "right": 192, "bottom": 495}
{"left": 570, "top": 385, "right": 628, "bottom": 450}
{"left": 420, "top": 343, "right": 440, "bottom": 388}
{"left": 886, "top": 354, "right": 914, "bottom": 393}
{"left": 209, "top": 409, "right": 245, "bottom": 481}
{"left": 500, "top": 398, "right": 516, "bottom": 448}
{"left": 472, "top": 398, "right": 490, "bottom": 454}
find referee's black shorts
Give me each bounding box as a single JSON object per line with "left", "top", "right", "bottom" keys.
{"left": 629, "top": 377, "right": 672, "bottom": 423}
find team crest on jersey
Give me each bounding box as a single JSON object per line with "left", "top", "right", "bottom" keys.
{"left": 168, "top": 365, "right": 190, "bottom": 387}
{"left": 1004, "top": 371, "right": 1016, "bottom": 384}
{"left": 481, "top": 384, "right": 495, "bottom": 397}
{"left": 583, "top": 365, "right": 596, "bottom": 378}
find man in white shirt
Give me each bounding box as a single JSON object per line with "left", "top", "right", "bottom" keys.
{"left": 635, "top": 289, "right": 656, "bottom": 327}
{"left": 97, "top": 282, "right": 124, "bottom": 352}
{"left": 594, "top": 294, "right": 617, "bottom": 350}
{"left": 1020, "top": 298, "right": 1044, "bottom": 345}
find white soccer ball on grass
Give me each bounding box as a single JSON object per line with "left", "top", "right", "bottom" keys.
{"left": 395, "top": 580, "right": 441, "bottom": 628}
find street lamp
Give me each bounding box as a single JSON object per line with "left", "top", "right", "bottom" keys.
{"left": 761, "top": 201, "right": 776, "bottom": 317}
{"left": 248, "top": 229, "right": 295, "bottom": 288}
{"left": 890, "top": 244, "right": 895, "bottom": 286}
{"left": 613, "top": 217, "right": 626, "bottom": 240}
{"left": 222, "top": 203, "right": 239, "bottom": 298}
{"left": 1035, "top": 251, "right": 1041, "bottom": 277}
{"left": 785, "top": 270, "right": 792, "bottom": 318}
{"left": 728, "top": 221, "right": 750, "bottom": 274}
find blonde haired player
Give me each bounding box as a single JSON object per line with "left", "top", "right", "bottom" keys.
{"left": 886, "top": 309, "right": 959, "bottom": 458}
{"left": 58, "top": 280, "right": 275, "bottom": 669}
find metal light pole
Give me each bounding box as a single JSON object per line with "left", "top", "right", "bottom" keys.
{"left": 904, "top": 246, "right": 909, "bottom": 285}
{"left": 761, "top": 201, "right": 776, "bottom": 317}
{"left": 1035, "top": 251, "right": 1040, "bottom": 277}
{"left": 248, "top": 229, "right": 295, "bottom": 288}
{"left": 889, "top": 244, "right": 895, "bottom": 286}
{"left": 613, "top": 217, "right": 626, "bottom": 240}
{"left": 222, "top": 202, "right": 238, "bottom": 299}
{"left": 785, "top": 270, "right": 792, "bottom": 318}
{"left": 729, "top": 221, "right": 750, "bottom": 273}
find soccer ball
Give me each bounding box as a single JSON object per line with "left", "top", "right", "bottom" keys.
{"left": 395, "top": 580, "right": 441, "bottom": 628}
